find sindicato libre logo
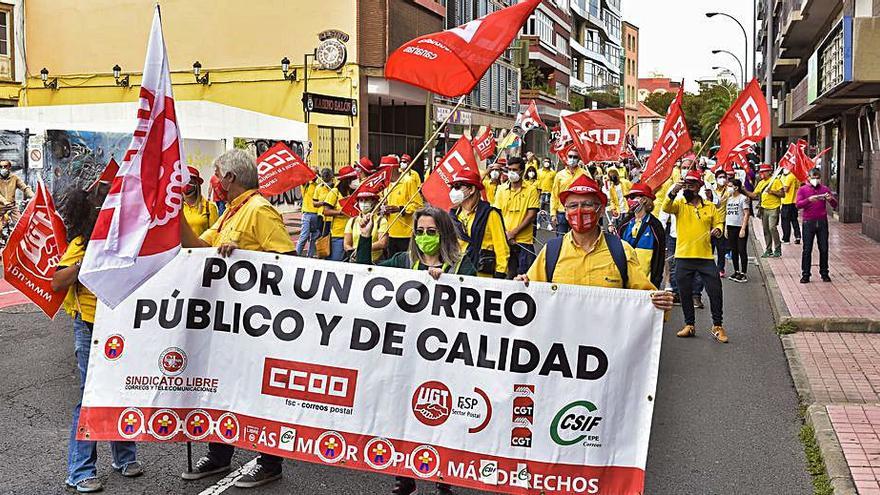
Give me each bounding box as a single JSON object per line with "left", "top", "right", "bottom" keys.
{"left": 550, "top": 400, "right": 602, "bottom": 446}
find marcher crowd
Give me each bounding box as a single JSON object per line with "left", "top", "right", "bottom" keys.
{"left": 21, "top": 143, "right": 837, "bottom": 493}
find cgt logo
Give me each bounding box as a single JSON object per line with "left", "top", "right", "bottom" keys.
{"left": 550, "top": 400, "right": 603, "bottom": 446}
{"left": 261, "top": 358, "right": 358, "bottom": 407}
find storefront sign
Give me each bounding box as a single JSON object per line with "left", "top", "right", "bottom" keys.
{"left": 435, "top": 106, "right": 473, "bottom": 126}
{"left": 304, "top": 93, "right": 358, "bottom": 117}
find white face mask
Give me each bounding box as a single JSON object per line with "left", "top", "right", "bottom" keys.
{"left": 810, "top": 178, "right": 820, "bottom": 187}
{"left": 717, "top": 177, "right": 727, "bottom": 186}
{"left": 350, "top": 179, "right": 361, "bottom": 189}
{"left": 358, "top": 201, "right": 375, "bottom": 213}
{"left": 400, "top": 163, "right": 408, "bottom": 172}
{"left": 489, "top": 170, "right": 500, "bottom": 180}
{"left": 567, "top": 157, "right": 578, "bottom": 167}
{"left": 449, "top": 187, "right": 467, "bottom": 205}
{"left": 527, "top": 172, "right": 537, "bottom": 179}
{"left": 782, "top": 169, "right": 791, "bottom": 175}
{"left": 543, "top": 161, "right": 551, "bottom": 168}
{"left": 0, "top": 168, "right": 9, "bottom": 179}
{"left": 507, "top": 171, "right": 521, "bottom": 183}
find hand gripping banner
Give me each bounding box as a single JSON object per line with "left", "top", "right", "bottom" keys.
{"left": 78, "top": 249, "right": 663, "bottom": 494}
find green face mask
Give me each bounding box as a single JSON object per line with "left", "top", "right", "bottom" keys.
{"left": 415, "top": 233, "right": 441, "bottom": 256}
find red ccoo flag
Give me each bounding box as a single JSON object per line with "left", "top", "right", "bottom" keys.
{"left": 422, "top": 137, "right": 479, "bottom": 210}
{"left": 642, "top": 85, "right": 692, "bottom": 191}
{"left": 340, "top": 168, "right": 391, "bottom": 217}
{"left": 562, "top": 108, "right": 626, "bottom": 163}
{"left": 257, "top": 142, "right": 316, "bottom": 197}
{"left": 472, "top": 127, "right": 496, "bottom": 160}
{"left": 716, "top": 79, "right": 770, "bottom": 167}
{"left": 2, "top": 178, "right": 68, "bottom": 318}
{"left": 385, "top": 0, "right": 541, "bottom": 97}
{"left": 78, "top": 6, "right": 190, "bottom": 308}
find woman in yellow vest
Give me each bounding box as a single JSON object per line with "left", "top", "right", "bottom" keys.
{"left": 182, "top": 166, "right": 219, "bottom": 237}
{"left": 52, "top": 183, "right": 143, "bottom": 493}
{"left": 450, "top": 167, "right": 509, "bottom": 278}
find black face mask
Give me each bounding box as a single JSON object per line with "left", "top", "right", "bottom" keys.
{"left": 683, "top": 189, "right": 696, "bottom": 202}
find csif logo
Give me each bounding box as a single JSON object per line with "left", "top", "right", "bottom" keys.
{"left": 550, "top": 400, "right": 603, "bottom": 446}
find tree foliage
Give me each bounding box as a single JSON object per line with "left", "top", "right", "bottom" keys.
{"left": 643, "top": 91, "right": 675, "bottom": 116}
{"left": 638, "top": 81, "right": 740, "bottom": 146}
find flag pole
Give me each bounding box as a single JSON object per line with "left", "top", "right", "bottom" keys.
{"left": 694, "top": 125, "right": 719, "bottom": 158}
{"left": 373, "top": 94, "right": 467, "bottom": 213}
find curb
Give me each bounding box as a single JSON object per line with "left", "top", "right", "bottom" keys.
{"left": 780, "top": 334, "right": 814, "bottom": 404}
{"left": 805, "top": 404, "right": 859, "bottom": 495}
{"left": 748, "top": 232, "right": 791, "bottom": 326}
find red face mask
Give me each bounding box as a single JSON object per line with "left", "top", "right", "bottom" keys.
{"left": 626, "top": 198, "right": 641, "bottom": 211}
{"left": 210, "top": 175, "right": 228, "bottom": 202}
{"left": 566, "top": 206, "right": 599, "bottom": 233}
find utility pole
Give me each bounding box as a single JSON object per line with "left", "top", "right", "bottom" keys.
{"left": 763, "top": 0, "right": 773, "bottom": 165}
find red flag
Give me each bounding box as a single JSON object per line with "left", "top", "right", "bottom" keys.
{"left": 87, "top": 158, "right": 120, "bottom": 192}
{"left": 716, "top": 78, "right": 771, "bottom": 167}
{"left": 515, "top": 100, "right": 546, "bottom": 135}
{"left": 778, "top": 142, "right": 800, "bottom": 177}
{"left": 340, "top": 168, "right": 392, "bottom": 217}
{"left": 385, "top": 0, "right": 541, "bottom": 97}
{"left": 79, "top": 7, "right": 190, "bottom": 308}
{"left": 642, "top": 85, "right": 692, "bottom": 191}
{"left": 422, "top": 137, "right": 479, "bottom": 209}
{"left": 789, "top": 139, "right": 831, "bottom": 183}
{"left": 562, "top": 108, "right": 626, "bottom": 163}
{"left": 1, "top": 178, "right": 68, "bottom": 318}
{"left": 257, "top": 142, "right": 316, "bottom": 197}
{"left": 472, "top": 127, "right": 496, "bottom": 160}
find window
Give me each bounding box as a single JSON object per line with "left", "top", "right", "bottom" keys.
{"left": 536, "top": 11, "right": 553, "bottom": 47}
{"left": 604, "top": 12, "right": 621, "bottom": 41}
{"left": 0, "top": 10, "right": 9, "bottom": 56}
{"left": 556, "top": 33, "right": 568, "bottom": 54}
{"left": 588, "top": 0, "right": 600, "bottom": 17}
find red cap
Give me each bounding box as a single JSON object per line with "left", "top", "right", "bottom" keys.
{"left": 493, "top": 158, "right": 507, "bottom": 167}
{"left": 355, "top": 157, "right": 374, "bottom": 174}
{"left": 626, "top": 182, "right": 655, "bottom": 200}
{"left": 758, "top": 163, "right": 773, "bottom": 173}
{"left": 684, "top": 169, "right": 704, "bottom": 184}
{"left": 379, "top": 155, "right": 400, "bottom": 168}
{"left": 451, "top": 167, "right": 485, "bottom": 191}
{"left": 401, "top": 154, "right": 412, "bottom": 163}
{"left": 559, "top": 175, "right": 607, "bottom": 206}
{"left": 187, "top": 166, "right": 204, "bottom": 185}
{"left": 356, "top": 188, "right": 380, "bottom": 200}
{"left": 336, "top": 165, "right": 358, "bottom": 180}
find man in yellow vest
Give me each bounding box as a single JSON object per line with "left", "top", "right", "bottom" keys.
{"left": 495, "top": 157, "right": 540, "bottom": 276}
{"left": 551, "top": 150, "right": 586, "bottom": 235}
{"left": 381, "top": 155, "right": 423, "bottom": 256}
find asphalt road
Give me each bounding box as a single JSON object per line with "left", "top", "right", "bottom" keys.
{"left": 0, "top": 247, "right": 812, "bottom": 494}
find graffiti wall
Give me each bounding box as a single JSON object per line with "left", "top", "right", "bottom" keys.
{"left": 42, "top": 130, "right": 131, "bottom": 195}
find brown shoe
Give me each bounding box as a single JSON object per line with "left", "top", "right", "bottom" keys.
{"left": 676, "top": 325, "right": 695, "bottom": 338}
{"left": 712, "top": 325, "right": 729, "bottom": 343}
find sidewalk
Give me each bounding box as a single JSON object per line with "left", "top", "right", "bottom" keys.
{"left": 753, "top": 216, "right": 880, "bottom": 494}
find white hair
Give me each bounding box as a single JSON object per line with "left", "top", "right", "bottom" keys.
{"left": 214, "top": 149, "right": 258, "bottom": 189}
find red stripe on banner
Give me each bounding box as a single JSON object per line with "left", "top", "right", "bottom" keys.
{"left": 79, "top": 406, "right": 644, "bottom": 494}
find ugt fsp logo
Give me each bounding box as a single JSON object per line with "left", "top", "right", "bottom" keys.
{"left": 550, "top": 400, "right": 603, "bottom": 446}
{"left": 411, "top": 381, "right": 451, "bottom": 427}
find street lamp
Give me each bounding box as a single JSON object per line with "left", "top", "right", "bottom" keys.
{"left": 112, "top": 64, "right": 130, "bottom": 87}
{"left": 706, "top": 12, "right": 749, "bottom": 82}
{"left": 712, "top": 49, "right": 744, "bottom": 87}
{"left": 39, "top": 67, "right": 58, "bottom": 90}
{"left": 280, "top": 57, "right": 296, "bottom": 82}
{"left": 192, "top": 61, "right": 209, "bottom": 85}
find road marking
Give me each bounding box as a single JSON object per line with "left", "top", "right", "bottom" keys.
{"left": 197, "top": 459, "right": 257, "bottom": 495}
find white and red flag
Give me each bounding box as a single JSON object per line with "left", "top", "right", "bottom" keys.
{"left": 642, "top": 85, "right": 692, "bottom": 191}
{"left": 562, "top": 108, "right": 626, "bottom": 163}
{"left": 79, "top": 6, "right": 189, "bottom": 308}
{"left": 422, "top": 137, "right": 479, "bottom": 210}
{"left": 716, "top": 79, "right": 770, "bottom": 167}
{"left": 340, "top": 168, "right": 392, "bottom": 217}
{"left": 514, "top": 100, "right": 546, "bottom": 135}
{"left": 783, "top": 139, "right": 831, "bottom": 182}
{"left": 2, "top": 178, "right": 68, "bottom": 318}
{"left": 385, "top": 0, "right": 541, "bottom": 97}
{"left": 472, "top": 127, "right": 496, "bottom": 161}
{"left": 257, "top": 142, "right": 316, "bottom": 197}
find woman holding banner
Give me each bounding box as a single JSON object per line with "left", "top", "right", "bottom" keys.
{"left": 53, "top": 182, "right": 144, "bottom": 493}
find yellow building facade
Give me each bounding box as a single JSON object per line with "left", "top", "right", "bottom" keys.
{"left": 21, "top": 0, "right": 361, "bottom": 169}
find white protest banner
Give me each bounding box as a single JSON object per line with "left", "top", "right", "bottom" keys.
{"left": 79, "top": 249, "right": 663, "bottom": 494}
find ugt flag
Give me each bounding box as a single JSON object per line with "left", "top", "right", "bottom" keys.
{"left": 1, "top": 178, "right": 68, "bottom": 318}
{"left": 642, "top": 85, "right": 692, "bottom": 191}
{"left": 562, "top": 108, "right": 626, "bottom": 163}
{"left": 79, "top": 6, "right": 190, "bottom": 308}
{"left": 422, "top": 137, "right": 479, "bottom": 210}
{"left": 385, "top": 0, "right": 540, "bottom": 97}
{"left": 716, "top": 79, "right": 770, "bottom": 167}
{"left": 257, "top": 142, "right": 316, "bottom": 197}
{"left": 513, "top": 100, "right": 546, "bottom": 136}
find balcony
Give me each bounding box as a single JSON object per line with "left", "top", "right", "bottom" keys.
{"left": 570, "top": 37, "right": 606, "bottom": 66}
{"left": 780, "top": 0, "right": 840, "bottom": 59}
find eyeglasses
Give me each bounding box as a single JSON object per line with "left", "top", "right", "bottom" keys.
{"left": 415, "top": 228, "right": 438, "bottom": 235}
{"left": 564, "top": 201, "right": 600, "bottom": 211}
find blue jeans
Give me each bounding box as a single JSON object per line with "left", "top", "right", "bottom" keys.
{"left": 555, "top": 212, "right": 570, "bottom": 236}
{"left": 67, "top": 316, "right": 137, "bottom": 486}
{"left": 508, "top": 243, "right": 537, "bottom": 277}
{"left": 329, "top": 237, "right": 345, "bottom": 261}
{"left": 296, "top": 212, "right": 320, "bottom": 257}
